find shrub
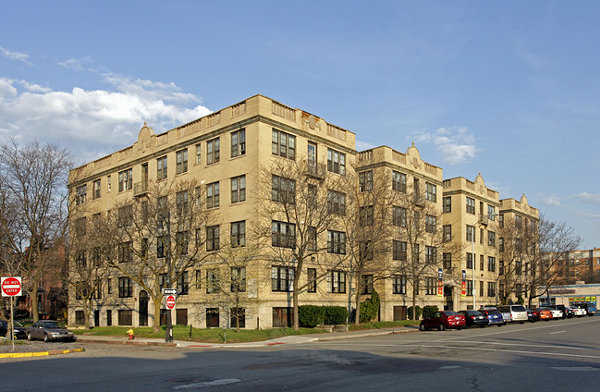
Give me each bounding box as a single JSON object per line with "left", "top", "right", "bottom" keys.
{"left": 359, "top": 291, "right": 380, "bottom": 322}
{"left": 298, "top": 305, "right": 325, "bottom": 328}
{"left": 323, "top": 306, "right": 348, "bottom": 325}
{"left": 408, "top": 306, "right": 422, "bottom": 320}
{"left": 422, "top": 306, "right": 438, "bottom": 318}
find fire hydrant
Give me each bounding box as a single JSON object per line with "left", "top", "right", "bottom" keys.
{"left": 127, "top": 329, "right": 135, "bottom": 340}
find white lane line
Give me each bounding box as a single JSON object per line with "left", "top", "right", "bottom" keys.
{"left": 549, "top": 331, "right": 566, "bottom": 335}
{"left": 551, "top": 366, "right": 599, "bottom": 372}
{"left": 172, "top": 378, "right": 242, "bottom": 390}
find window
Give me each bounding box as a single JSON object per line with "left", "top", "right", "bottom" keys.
{"left": 93, "top": 179, "right": 101, "bottom": 199}
{"left": 480, "top": 254, "right": 485, "bottom": 270}
{"left": 488, "top": 256, "right": 496, "bottom": 272}
{"left": 466, "top": 280, "right": 474, "bottom": 296}
{"left": 117, "top": 169, "right": 132, "bottom": 192}
{"left": 272, "top": 266, "right": 294, "bottom": 292}
{"left": 117, "top": 205, "right": 133, "bottom": 227}
{"left": 443, "top": 225, "right": 452, "bottom": 242}
{"left": 327, "top": 190, "right": 346, "bottom": 215}
{"left": 118, "top": 277, "right": 133, "bottom": 298}
{"left": 443, "top": 196, "right": 451, "bottom": 213}
{"left": 307, "top": 227, "right": 317, "bottom": 251}
{"left": 413, "top": 178, "right": 421, "bottom": 202}
{"left": 480, "top": 281, "right": 484, "bottom": 297}
{"left": 206, "top": 268, "right": 220, "bottom": 293}
{"left": 426, "top": 277, "right": 436, "bottom": 295}
{"left": 207, "top": 137, "right": 220, "bottom": 165}
{"left": 425, "top": 246, "right": 437, "bottom": 264}
{"left": 118, "top": 310, "right": 133, "bottom": 326}
{"left": 499, "top": 237, "right": 505, "bottom": 252}
{"left": 118, "top": 241, "right": 133, "bottom": 263}
{"left": 107, "top": 279, "right": 112, "bottom": 295}
{"left": 176, "top": 190, "right": 189, "bottom": 217}
{"left": 516, "top": 261, "right": 522, "bottom": 275}
{"left": 425, "top": 183, "right": 437, "bottom": 202}
{"left": 107, "top": 175, "right": 112, "bottom": 192}
{"left": 75, "top": 184, "right": 87, "bottom": 205}
{"left": 272, "top": 221, "right": 296, "bottom": 248}
{"left": 499, "top": 213, "right": 504, "bottom": 228}
{"left": 488, "top": 282, "right": 496, "bottom": 297}
{"left": 327, "top": 270, "right": 346, "bottom": 293}
{"left": 392, "top": 206, "right": 407, "bottom": 227}
{"left": 425, "top": 215, "right": 436, "bottom": 233}
{"left": 361, "top": 274, "right": 374, "bottom": 294}
{"left": 393, "top": 240, "right": 407, "bottom": 261}
{"left": 157, "top": 235, "right": 166, "bottom": 258}
{"left": 443, "top": 253, "right": 452, "bottom": 269}
{"left": 359, "top": 171, "right": 373, "bottom": 191}
{"left": 141, "top": 238, "right": 148, "bottom": 260}
{"left": 75, "top": 217, "right": 87, "bottom": 237}
{"left": 272, "top": 129, "right": 295, "bottom": 159}
{"left": 327, "top": 230, "right": 346, "bottom": 254}
{"left": 466, "top": 197, "right": 475, "bottom": 214}
{"left": 499, "top": 260, "right": 504, "bottom": 275}
{"left": 307, "top": 268, "right": 317, "bottom": 293}
{"left": 206, "top": 181, "right": 220, "bottom": 208}
{"left": 488, "top": 231, "right": 496, "bottom": 247}
{"left": 359, "top": 241, "right": 373, "bottom": 260}
{"left": 488, "top": 205, "right": 496, "bottom": 220}
{"left": 231, "top": 307, "right": 245, "bottom": 329}
{"left": 231, "top": 175, "right": 246, "bottom": 203}
{"left": 466, "top": 252, "right": 474, "bottom": 269}
{"left": 359, "top": 205, "right": 374, "bottom": 226}
{"left": 206, "top": 225, "right": 220, "bottom": 251}
{"left": 157, "top": 156, "right": 168, "bottom": 180}
{"left": 177, "top": 271, "right": 189, "bottom": 295}
{"left": 327, "top": 148, "right": 346, "bottom": 175}
{"left": 231, "top": 221, "right": 246, "bottom": 247}
{"left": 176, "top": 231, "right": 189, "bottom": 255}
{"left": 176, "top": 149, "right": 188, "bottom": 174}
{"left": 195, "top": 143, "right": 202, "bottom": 164}
{"left": 307, "top": 142, "right": 317, "bottom": 174}
{"left": 231, "top": 129, "right": 246, "bottom": 157}
{"left": 392, "top": 171, "right": 406, "bottom": 192}
{"left": 466, "top": 225, "right": 475, "bottom": 242}
{"left": 393, "top": 275, "right": 407, "bottom": 294}
{"left": 231, "top": 267, "right": 246, "bottom": 292}
{"left": 271, "top": 175, "right": 295, "bottom": 204}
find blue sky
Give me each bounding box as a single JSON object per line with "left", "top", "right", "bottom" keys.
{"left": 1, "top": 1, "right": 599, "bottom": 248}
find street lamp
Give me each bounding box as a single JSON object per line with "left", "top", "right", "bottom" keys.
{"left": 164, "top": 211, "right": 173, "bottom": 343}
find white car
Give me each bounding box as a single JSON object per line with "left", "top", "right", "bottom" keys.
{"left": 548, "top": 308, "right": 563, "bottom": 319}
{"left": 568, "top": 306, "right": 586, "bottom": 317}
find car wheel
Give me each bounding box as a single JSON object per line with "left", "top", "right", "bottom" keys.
{"left": 438, "top": 323, "right": 445, "bottom": 331}
{"left": 43, "top": 334, "right": 49, "bottom": 342}
{"left": 27, "top": 332, "right": 32, "bottom": 341}
{"left": 419, "top": 323, "right": 426, "bottom": 331}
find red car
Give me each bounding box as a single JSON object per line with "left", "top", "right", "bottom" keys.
{"left": 419, "top": 311, "right": 466, "bottom": 331}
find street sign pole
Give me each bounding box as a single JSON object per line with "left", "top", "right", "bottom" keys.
{"left": 2, "top": 277, "right": 22, "bottom": 351}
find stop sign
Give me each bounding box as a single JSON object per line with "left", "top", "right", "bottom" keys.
{"left": 1, "top": 277, "right": 22, "bottom": 297}
{"left": 166, "top": 295, "right": 176, "bottom": 310}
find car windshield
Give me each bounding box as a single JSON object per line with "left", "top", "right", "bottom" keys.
{"left": 43, "top": 322, "right": 62, "bottom": 328}
{"left": 444, "top": 311, "right": 458, "bottom": 316}
{"left": 512, "top": 306, "right": 526, "bottom": 312}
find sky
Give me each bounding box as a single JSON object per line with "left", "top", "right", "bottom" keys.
{"left": 1, "top": 1, "right": 599, "bottom": 249}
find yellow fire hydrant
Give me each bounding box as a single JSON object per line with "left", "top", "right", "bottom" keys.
{"left": 127, "top": 329, "right": 135, "bottom": 340}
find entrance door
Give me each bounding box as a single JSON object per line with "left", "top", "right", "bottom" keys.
{"left": 139, "top": 290, "right": 149, "bottom": 326}
{"left": 444, "top": 286, "right": 454, "bottom": 311}
{"left": 94, "top": 310, "right": 100, "bottom": 326}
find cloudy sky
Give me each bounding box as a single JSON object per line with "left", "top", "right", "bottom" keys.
{"left": 1, "top": 1, "right": 599, "bottom": 248}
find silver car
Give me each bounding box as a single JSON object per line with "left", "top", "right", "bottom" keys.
{"left": 26, "top": 320, "right": 76, "bottom": 342}
{"left": 497, "top": 305, "right": 528, "bottom": 323}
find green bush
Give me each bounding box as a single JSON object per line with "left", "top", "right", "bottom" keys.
{"left": 298, "top": 305, "right": 325, "bottom": 328}
{"left": 408, "top": 305, "right": 422, "bottom": 320}
{"left": 323, "top": 306, "right": 348, "bottom": 325}
{"left": 422, "top": 305, "right": 438, "bottom": 318}
{"left": 359, "top": 291, "right": 381, "bottom": 322}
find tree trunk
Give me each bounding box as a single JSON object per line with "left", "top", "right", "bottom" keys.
{"left": 153, "top": 296, "right": 162, "bottom": 333}
{"left": 30, "top": 280, "right": 40, "bottom": 322}
{"left": 354, "top": 279, "right": 361, "bottom": 325}
{"left": 292, "top": 287, "right": 299, "bottom": 331}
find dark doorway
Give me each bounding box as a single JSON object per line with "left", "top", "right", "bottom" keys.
{"left": 444, "top": 286, "right": 454, "bottom": 311}
{"left": 139, "top": 290, "right": 149, "bottom": 326}
{"left": 94, "top": 309, "right": 100, "bottom": 327}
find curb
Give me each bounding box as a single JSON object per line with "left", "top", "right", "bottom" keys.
{"left": 0, "top": 347, "right": 85, "bottom": 359}
{"left": 75, "top": 337, "right": 177, "bottom": 347}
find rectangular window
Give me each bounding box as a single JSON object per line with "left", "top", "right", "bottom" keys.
{"left": 93, "top": 179, "right": 101, "bottom": 200}
{"left": 488, "top": 231, "right": 496, "bottom": 247}
{"left": 393, "top": 240, "right": 407, "bottom": 261}
{"left": 307, "top": 226, "right": 317, "bottom": 252}
{"left": 443, "top": 225, "right": 452, "bottom": 242}
{"left": 426, "top": 277, "right": 436, "bottom": 295}
{"left": 107, "top": 279, "right": 112, "bottom": 295}
{"left": 231, "top": 129, "right": 246, "bottom": 158}
{"left": 176, "top": 231, "right": 189, "bottom": 255}
{"left": 499, "top": 214, "right": 504, "bottom": 228}
{"left": 359, "top": 241, "right": 373, "bottom": 260}
{"left": 499, "top": 237, "right": 504, "bottom": 252}
{"left": 466, "top": 252, "right": 474, "bottom": 269}
{"left": 118, "top": 310, "right": 133, "bottom": 326}
{"left": 488, "top": 205, "right": 496, "bottom": 220}
{"left": 499, "top": 260, "right": 504, "bottom": 275}
{"left": 206, "top": 181, "right": 220, "bottom": 208}
{"left": 157, "top": 235, "right": 166, "bottom": 258}
{"left": 327, "top": 190, "right": 346, "bottom": 215}
{"left": 516, "top": 261, "right": 522, "bottom": 275}
{"left": 480, "top": 254, "right": 485, "bottom": 270}
{"left": 157, "top": 156, "right": 168, "bottom": 180}
{"left": 327, "top": 270, "right": 346, "bottom": 293}
{"left": 480, "top": 281, "right": 485, "bottom": 297}
{"left": 392, "top": 206, "right": 407, "bottom": 227}
{"left": 107, "top": 175, "right": 111, "bottom": 193}
{"left": 443, "top": 253, "right": 452, "bottom": 269}
{"left": 327, "top": 148, "right": 346, "bottom": 175}
{"left": 207, "top": 137, "right": 220, "bottom": 165}
{"left": 272, "top": 129, "right": 296, "bottom": 159}
{"left": 425, "top": 215, "right": 436, "bottom": 233}
{"left": 307, "top": 142, "right": 317, "bottom": 174}
{"left": 272, "top": 221, "right": 296, "bottom": 248}
{"left": 231, "top": 308, "right": 245, "bottom": 329}
{"left": 425, "top": 183, "right": 437, "bottom": 202}
{"left": 231, "top": 175, "right": 246, "bottom": 203}
{"left": 271, "top": 175, "right": 295, "bottom": 204}
{"left": 359, "top": 170, "right": 373, "bottom": 191}
{"left": 118, "top": 241, "right": 133, "bottom": 263}
{"left": 118, "top": 277, "right": 133, "bottom": 298}
{"left": 176, "top": 149, "right": 188, "bottom": 174}
{"left": 118, "top": 168, "right": 132, "bottom": 192}
{"left": 393, "top": 275, "right": 407, "bottom": 294}
{"left": 466, "top": 280, "right": 474, "bottom": 296}
{"left": 206, "top": 268, "right": 220, "bottom": 294}
{"left": 271, "top": 266, "right": 294, "bottom": 292}
{"left": 177, "top": 271, "right": 189, "bottom": 295}
{"left": 488, "top": 282, "right": 496, "bottom": 297}
{"left": 443, "top": 196, "right": 451, "bottom": 213}
{"left": 488, "top": 256, "right": 496, "bottom": 272}
{"left": 327, "top": 230, "right": 346, "bottom": 254}
{"left": 307, "top": 268, "right": 317, "bottom": 293}
{"left": 231, "top": 221, "right": 246, "bottom": 247}
{"left": 118, "top": 205, "right": 133, "bottom": 227}
{"left": 425, "top": 246, "right": 437, "bottom": 264}
{"left": 76, "top": 184, "right": 87, "bottom": 205}
{"left": 176, "top": 190, "right": 189, "bottom": 216}
{"left": 195, "top": 143, "right": 202, "bottom": 164}
{"left": 466, "top": 225, "right": 475, "bottom": 242}
{"left": 361, "top": 274, "right": 374, "bottom": 295}
{"left": 392, "top": 171, "right": 406, "bottom": 192}
{"left": 359, "top": 205, "right": 374, "bottom": 226}
{"left": 206, "top": 308, "right": 219, "bottom": 327}
{"left": 206, "top": 225, "right": 220, "bottom": 251}
{"left": 466, "top": 197, "right": 475, "bottom": 214}
{"left": 231, "top": 267, "right": 246, "bottom": 293}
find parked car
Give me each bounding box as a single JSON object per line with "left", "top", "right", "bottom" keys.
{"left": 26, "top": 320, "right": 76, "bottom": 342}
{"left": 577, "top": 303, "right": 597, "bottom": 316}
{"left": 459, "top": 310, "right": 489, "bottom": 328}
{"left": 497, "top": 305, "right": 528, "bottom": 324}
{"left": 537, "top": 307, "right": 553, "bottom": 321}
{"left": 419, "top": 311, "right": 466, "bottom": 331}
{"left": 526, "top": 308, "right": 539, "bottom": 322}
{"left": 479, "top": 307, "right": 505, "bottom": 326}
{"left": 0, "top": 320, "right": 27, "bottom": 339}
{"left": 551, "top": 304, "right": 569, "bottom": 319}
{"left": 568, "top": 306, "right": 586, "bottom": 317}
{"left": 547, "top": 307, "right": 564, "bottom": 319}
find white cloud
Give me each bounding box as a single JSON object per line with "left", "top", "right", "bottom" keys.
{"left": 356, "top": 139, "right": 377, "bottom": 151}
{"left": 58, "top": 57, "right": 94, "bottom": 72}
{"left": 539, "top": 194, "right": 562, "bottom": 207}
{"left": 0, "top": 46, "right": 33, "bottom": 66}
{"left": 572, "top": 192, "right": 600, "bottom": 206}
{"left": 411, "top": 126, "right": 476, "bottom": 164}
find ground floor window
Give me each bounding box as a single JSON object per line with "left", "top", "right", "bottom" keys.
{"left": 176, "top": 309, "right": 188, "bottom": 326}
{"left": 393, "top": 306, "right": 407, "bottom": 321}
{"left": 207, "top": 308, "right": 219, "bottom": 328}
{"left": 75, "top": 310, "right": 85, "bottom": 325}
{"left": 272, "top": 307, "right": 293, "bottom": 328}
{"left": 118, "top": 310, "right": 132, "bottom": 326}
{"left": 106, "top": 310, "right": 112, "bottom": 326}
{"left": 231, "top": 307, "right": 245, "bottom": 329}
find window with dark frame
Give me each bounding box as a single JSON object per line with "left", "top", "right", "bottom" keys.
{"left": 307, "top": 268, "right": 317, "bottom": 293}
{"left": 271, "top": 266, "right": 294, "bottom": 292}
{"left": 206, "top": 225, "right": 220, "bottom": 251}
{"left": 176, "top": 149, "right": 188, "bottom": 174}
{"left": 157, "top": 156, "right": 168, "bottom": 180}
{"left": 272, "top": 129, "right": 296, "bottom": 159}
{"left": 207, "top": 137, "right": 220, "bottom": 165}
{"left": 327, "top": 230, "right": 346, "bottom": 254}
{"left": 327, "top": 270, "right": 346, "bottom": 293}
{"left": 327, "top": 148, "right": 346, "bottom": 175}
{"left": 206, "top": 181, "right": 220, "bottom": 208}
{"left": 231, "top": 175, "right": 246, "bottom": 203}
{"left": 393, "top": 275, "right": 407, "bottom": 294}
{"left": 231, "top": 129, "right": 246, "bottom": 158}
{"left": 392, "top": 171, "right": 406, "bottom": 192}
{"left": 231, "top": 221, "right": 246, "bottom": 247}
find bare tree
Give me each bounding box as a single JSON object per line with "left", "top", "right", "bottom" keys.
{"left": 0, "top": 140, "right": 72, "bottom": 321}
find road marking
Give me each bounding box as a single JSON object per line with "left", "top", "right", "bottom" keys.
{"left": 549, "top": 330, "right": 566, "bottom": 335}
{"left": 172, "top": 378, "right": 241, "bottom": 390}
{"left": 551, "top": 366, "right": 599, "bottom": 372}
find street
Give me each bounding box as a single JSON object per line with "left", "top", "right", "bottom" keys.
{"left": 2, "top": 317, "right": 600, "bottom": 391}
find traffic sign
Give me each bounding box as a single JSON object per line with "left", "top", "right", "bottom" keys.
{"left": 1, "top": 277, "right": 22, "bottom": 297}
{"left": 162, "top": 288, "right": 178, "bottom": 295}
{"left": 166, "top": 295, "right": 176, "bottom": 310}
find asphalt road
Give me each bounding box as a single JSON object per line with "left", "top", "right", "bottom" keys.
{"left": 2, "top": 316, "right": 600, "bottom": 392}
